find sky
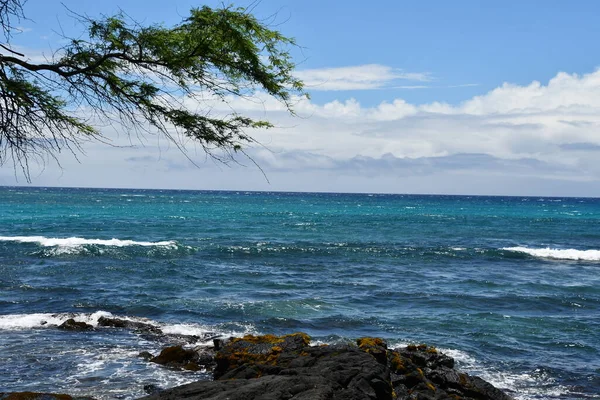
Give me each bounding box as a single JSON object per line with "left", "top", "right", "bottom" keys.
{"left": 2, "top": 0, "right": 600, "bottom": 196}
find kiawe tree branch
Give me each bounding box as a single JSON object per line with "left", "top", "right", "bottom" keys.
{"left": 0, "top": 2, "right": 305, "bottom": 181}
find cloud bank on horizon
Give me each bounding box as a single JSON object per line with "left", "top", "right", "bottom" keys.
{"left": 4, "top": 63, "right": 599, "bottom": 196}
{"left": 205, "top": 66, "right": 600, "bottom": 193}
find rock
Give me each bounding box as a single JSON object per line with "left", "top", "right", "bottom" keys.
{"left": 96, "top": 316, "right": 218, "bottom": 345}
{"left": 150, "top": 345, "right": 215, "bottom": 371}
{"left": 390, "top": 344, "right": 513, "bottom": 400}
{"left": 214, "top": 332, "right": 310, "bottom": 379}
{"left": 144, "top": 333, "right": 393, "bottom": 400}
{"left": 142, "top": 344, "right": 391, "bottom": 400}
{"left": 142, "top": 385, "right": 162, "bottom": 395}
{"left": 139, "top": 375, "right": 337, "bottom": 400}
{"left": 57, "top": 319, "right": 94, "bottom": 331}
{"left": 139, "top": 333, "right": 513, "bottom": 400}
{"left": 400, "top": 344, "right": 455, "bottom": 369}
{"left": 427, "top": 367, "right": 513, "bottom": 400}
{"left": 193, "top": 347, "right": 217, "bottom": 371}
{"left": 0, "top": 393, "right": 94, "bottom": 400}
{"left": 97, "top": 317, "right": 162, "bottom": 335}
{"left": 357, "top": 337, "right": 388, "bottom": 365}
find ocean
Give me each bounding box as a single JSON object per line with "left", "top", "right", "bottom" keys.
{"left": 0, "top": 186, "right": 598, "bottom": 399}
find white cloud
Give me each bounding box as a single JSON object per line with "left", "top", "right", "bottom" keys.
{"left": 5, "top": 68, "right": 600, "bottom": 196}
{"left": 294, "top": 64, "right": 431, "bottom": 91}
{"left": 208, "top": 69, "right": 600, "bottom": 181}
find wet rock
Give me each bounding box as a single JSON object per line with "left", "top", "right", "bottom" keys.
{"left": 139, "top": 375, "right": 337, "bottom": 400}
{"left": 150, "top": 345, "right": 215, "bottom": 371}
{"left": 213, "top": 338, "right": 224, "bottom": 351}
{"left": 97, "top": 317, "right": 162, "bottom": 335}
{"left": 192, "top": 347, "right": 217, "bottom": 371}
{"left": 357, "top": 337, "right": 388, "bottom": 365}
{"left": 390, "top": 344, "right": 513, "bottom": 400}
{"left": 214, "top": 332, "right": 310, "bottom": 379}
{"left": 427, "top": 367, "right": 513, "bottom": 400}
{"left": 142, "top": 385, "right": 162, "bottom": 395}
{"left": 400, "top": 344, "right": 455, "bottom": 369}
{"left": 139, "top": 334, "right": 513, "bottom": 400}
{"left": 96, "top": 316, "right": 218, "bottom": 345}
{"left": 0, "top": 393, "right": 94, "bottom": 400}
{"left": 144, "top": 333, "right": 392, "bottom": 400}
{"left": 57, "top": 319, "right": 94, "bottom": 331}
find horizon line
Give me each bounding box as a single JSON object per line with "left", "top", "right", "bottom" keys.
{"left": 1, "top": 184, "right": 598, "bottom": 200}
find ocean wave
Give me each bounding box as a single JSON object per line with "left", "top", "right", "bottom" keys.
{"left": 438, "top": 347, "right": 572, "bottom": 400}
{"left": 0, "top": 235, "right": 177, "bottom": 248}
{"left": 0, "top": 311, "right": 254, "bottom": 342}
{"left": 0, "top": 311, "right": 114, "bottom": 330}
{"left": 503, "top": 246, "right": 600, "bottom": 261}
{"left": 218, "top": 243, "right": 473, "bottom": 257}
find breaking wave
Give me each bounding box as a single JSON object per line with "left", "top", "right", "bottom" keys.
{"left": 0, "top": 235, "right": 177, "bottom": 248}
{"left": 0, "top": 311, "right": 255, "bottom": 338}
{"left": 503, "top": 246, "right": 600, "bottom": 261}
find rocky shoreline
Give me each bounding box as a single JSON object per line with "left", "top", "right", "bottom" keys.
{"left": 1, "top": 317, "right": 514, "bottom": 400}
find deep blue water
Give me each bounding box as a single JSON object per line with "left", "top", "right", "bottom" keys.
{"left": 0, "top": 186, "right": 599, "bottom": 399}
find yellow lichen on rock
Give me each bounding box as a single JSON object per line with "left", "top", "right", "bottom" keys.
{"left": 356, "top": 337, "right": 386, "bottom": 348}
{"left": 231, "top": 334, "right": 283, "bottom": 345}
{"left": 282, "top": 332, "right": 311, "bottom": 346}
{"left": 390, "top": 351, "right": 406, "bottom": 372}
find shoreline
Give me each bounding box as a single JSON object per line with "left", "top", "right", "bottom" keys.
{"left": 1, "top": 317, "right": 514, "bottom": 400}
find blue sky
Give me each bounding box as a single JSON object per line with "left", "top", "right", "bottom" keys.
{"left": 3, "top": 0, "right": 600, "bottom": 195}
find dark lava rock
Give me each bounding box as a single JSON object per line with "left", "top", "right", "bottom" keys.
{"left": 139, "top": 375, "right": 337, "bottom": 400}
{"left": 389, "top": 344, "right": 513, "bottom": 400}
{"left": 357, "top": 337, "right": 389, "bottom": 365}
{"left": 142, "top": 385, "right": 162, "bottom": 395}
{"left": 400, "top": 343, "right": 455, "bottom": 369}
{"left": 143, "top": 336, "right": 391, "bottom": 400}
{"left": 97, "top": 317, "right": 162, "bottom": 335}
{"left": 213, "top": 332, "right": 310, "bottom": 379}
{"left": 150, "top": 345, "right": 215, "bottom": 371}
{"left": 57, "top": 319, "right": 94, "bottom": 331}
{"left": 0, "top": 393, "right": 94, "bottom": 400}
{"left": 139, "top": 333, "right": 514, "bottom": 400}
{"left": 97, "top": 316, "right": 217, "bottom": 345}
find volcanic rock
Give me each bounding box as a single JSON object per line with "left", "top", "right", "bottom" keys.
{"left": 57, "top": 319, "right": 94, "bottom": 331}
{"left": 140, "top": 333, "right": 514, "bottom": 400}
{"left": 150, "top": 345, "right": 216, "bottom": 371}
{"left": 0, "top": 393, "right": 94, "bottom": 400}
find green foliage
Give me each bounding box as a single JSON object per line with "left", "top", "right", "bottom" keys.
{"left": 0, "top": 1, "right": 305, "bottom": 179}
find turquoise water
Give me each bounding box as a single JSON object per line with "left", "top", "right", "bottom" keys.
{"left": 0, "top": 187, "right": 599, "bottom": 399}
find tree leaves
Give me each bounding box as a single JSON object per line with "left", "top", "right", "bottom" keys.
{"left": 0, "top": 2, "right": 305, "bottom": 179}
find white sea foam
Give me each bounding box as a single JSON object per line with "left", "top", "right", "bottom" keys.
{"left": 438, "top": 347, "right": 571, "bottom": 400}
{"left": 0, "top": 311, "right": 254, "bottom": 342}
{"left": 0, "top": 235, "right": 177, "bottom": 248}
{"left": 439, "top": 348, "right": 478, "bottom": 366}
{"left": 161, "top": 323, "right": 215, "bottom": 339}
{"left": 0, "top": 311, "right": 113, "bottom": 330}
{"left": 503, "top": 246, "right": 600, "bottom": 261}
